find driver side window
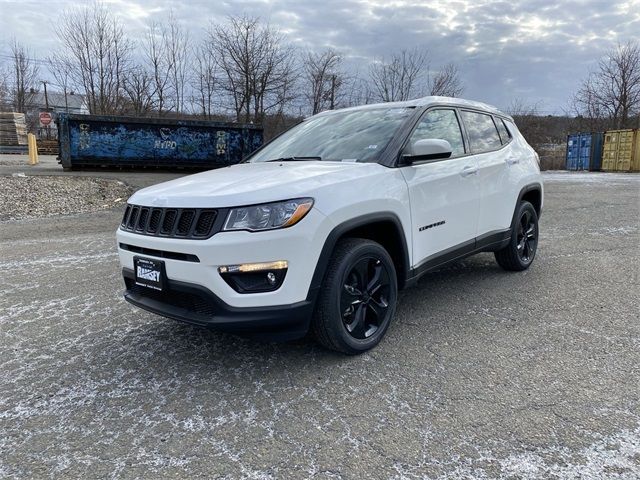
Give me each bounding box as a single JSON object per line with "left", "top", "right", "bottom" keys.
{"left": 409, "top": 109, "right": 466, "bottom": 157}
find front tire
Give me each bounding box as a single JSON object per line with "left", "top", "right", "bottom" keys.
{"left": 312, "top": 238, "right": 398, "bottom": 354}
{"left": 495, "top": 201, "right": 539, "bottom": 271}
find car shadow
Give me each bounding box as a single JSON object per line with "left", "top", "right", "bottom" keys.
{"left": 116, "top": 253, "right": 508, "bottom": 372}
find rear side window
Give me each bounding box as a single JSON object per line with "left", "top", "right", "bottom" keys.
{"left": 460, "top": 111, "right": 502, "bottom": 153}
{"left": 495, "top": 118, "right": 512, "bottom": 144}
{"left": 408, "top": 109, "right": 466, "bottom": 157}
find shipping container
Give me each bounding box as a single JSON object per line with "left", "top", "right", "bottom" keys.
{"left": 634, "top": 130, "right": 640, "bottom": 172}
{"left": 589, "top": 132, "right": 604, "bottom": 171}
{"left": 602, "top": 129, "right": 638, "bottom": 172}
{"left": 56, "top": 113, "right": 263, "bottom": 170}
{"left": 566, "top": 132, "right": 598, "bottom": 171}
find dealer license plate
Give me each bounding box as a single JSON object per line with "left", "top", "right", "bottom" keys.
{"left": 134, "top": 257, "right": 165, "bottom": 291}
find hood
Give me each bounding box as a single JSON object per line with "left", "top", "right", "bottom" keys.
{"left": 128, "top": 161, "right": 388, "bottom": 207}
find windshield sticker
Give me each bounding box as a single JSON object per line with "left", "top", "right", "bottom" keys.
{"left": 367, "top": 145, "right": 378, "bottom": 149}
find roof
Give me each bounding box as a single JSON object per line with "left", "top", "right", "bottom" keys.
{"left": 29, "top": 91, "right": 86, "bottom": 110}
{"left": 318, "top": 96, "right": 512, "bottom": 120}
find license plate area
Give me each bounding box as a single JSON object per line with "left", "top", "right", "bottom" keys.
{"left": 134, "top": 256, "right": 165, "bottom": 291}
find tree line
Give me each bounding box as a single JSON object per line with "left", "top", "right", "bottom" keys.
{"left": 0, "top": 3, "right": 463, "bottom": 133}
{"left": 0, "top": 2, "right": 638, "bottom": 141}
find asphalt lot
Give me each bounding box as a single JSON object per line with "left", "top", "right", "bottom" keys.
{"left": 1, "top": 168, "right": 639, "bottom": 479}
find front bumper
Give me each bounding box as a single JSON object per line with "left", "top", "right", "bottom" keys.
{"left": 116, "top": 208, "right": 330, "bottom": 309}
{"left": 123, "top": 268, "right": 315, "bottom": 341}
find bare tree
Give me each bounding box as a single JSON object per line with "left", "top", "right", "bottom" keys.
{"left": 304, "top": 49, "right": 343, "bottom": 114}
{"left": 343, "top": 74, "right": 375, "bottom": 107}
{"left": 10, "top": 40, "right": 39, "bottom": 113}
{"left": 369, "top": 48, "right": 427, "bottom": 102}
{"left": 145, "top": 21, "right": 173, "bottom": 115}
{"left": 506, "top": 98, "right": 540, "bottom": 118}
{"left": 165, "top": 14, "right": 189, "bottom": 114}
{"left": 209, "top": 15, "right": 296, "bottom": 123}
{"left": 54, "top": 2, "right": 133, "bottom": 114}
{"left": 0, "top": 61, "right": 12, "bottom": 108}
{"left": 506, "top": 98, "right": 549, "bottom": 148}
{"left": 47, "top": 57, "right": 73, "bottom": 113}
{"left": 122, "top": 66, "right": 155, "bottom": 115}
{"left": 573, "top": 41, "right": 640, "bottom": 129}
{"left": 428, "top": 63, "right": 464, "bottom": 97}
{"left": 191, "top": 42, "right": 218, "bottom": 119}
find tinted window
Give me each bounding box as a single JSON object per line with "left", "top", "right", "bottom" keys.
{"left": 460, "top": 111, "right": 502, "bottom": 153}
{"left": 409, "top": 109, "right": 465, "bottom": 157}
{"left": 495, "top": 118, "right": 512, "bottom": 144}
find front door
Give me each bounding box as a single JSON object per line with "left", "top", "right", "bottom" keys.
{"left": 400, "top": 108, "right": 480, "bottom": 268}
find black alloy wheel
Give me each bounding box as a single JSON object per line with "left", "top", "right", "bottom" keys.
{"left": 516, "top": 208, "right": 537, "bottom": 263}
{"left": 312, "top": 238, "right": 398, "bottom": 354}
{"left": 494, "top": 200, "right": 539, "bottom": 271}
{"left": 341, "top": 256, "right": 392, "bottom": 339}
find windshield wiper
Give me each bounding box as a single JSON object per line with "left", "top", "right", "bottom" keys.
{"left": 264, "top": 156, "right": 322, "bottom": 162}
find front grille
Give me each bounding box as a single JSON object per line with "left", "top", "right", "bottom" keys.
{"left": 194, "top": 211, "right": 216, "bottom": 236}
{"left": 120, "top": 205, "right": 218, "bottom": 239}
{"left": 176, "top": 210, "right": 195, "bottom": 236}
{"left": 126, "top": 280, "right": 218, "bottom": 317}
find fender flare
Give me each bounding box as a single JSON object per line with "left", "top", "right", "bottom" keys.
{"left": 517, "top": 182, "right": 543, "bottom": 205}
{"left": 306, "top": 212, "right": 411, "bottom": 302}
{"left": 512, "top": 183, "right": 543, "bottom": 229}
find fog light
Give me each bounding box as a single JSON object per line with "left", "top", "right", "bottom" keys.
{"left": 218, "top": 261, "right": 288, "bottom": 293}
{"left": 218, "top": 261, "right": 288, "bottom": 274}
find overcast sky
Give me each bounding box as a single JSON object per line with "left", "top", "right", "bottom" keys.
{"left": 0, "top": 0, "right": 638, "bottom": 114}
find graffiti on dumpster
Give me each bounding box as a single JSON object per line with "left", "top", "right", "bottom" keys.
{"left": 155, "top": 128, "right": 177, "bottom": 150}
{"left": 216, "top": 131, "right": 227, "bottom": 156}
{"left": 79, "top": 123, "right": 90, "bottom": 150}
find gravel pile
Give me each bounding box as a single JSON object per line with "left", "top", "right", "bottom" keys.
{"left": 0, "top": 174, "right": 134, "bottom": 221}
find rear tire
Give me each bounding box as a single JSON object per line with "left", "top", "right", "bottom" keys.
{"left": 495, "top": 201, "right": 539, "bottom": 271}
{"left": 312, "top": 238, "right": 398, "bottom": 354}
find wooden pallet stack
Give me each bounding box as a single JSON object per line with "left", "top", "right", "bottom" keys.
{"left": 37, "top": 139, "right": 59, "bottom": 155}
{"left": 0, "top": 112, "right": 28, "bottom": 146}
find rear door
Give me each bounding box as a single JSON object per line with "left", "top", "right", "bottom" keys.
{"left": 460, "top": 111, "right": 516, "bottom": 237}
{"left": 400, "top": 108, "right": 480, "bottom": 268}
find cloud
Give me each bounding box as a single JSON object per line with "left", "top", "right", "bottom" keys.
{"left": 0, "top": 0, "right": 638, "bottom": 113}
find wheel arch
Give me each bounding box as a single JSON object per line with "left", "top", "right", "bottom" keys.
{"left": 307, "top": 213, "right": 411, "bottom": 300}
{"left": 518, "top": 183, "right": 543, "bottom": 218}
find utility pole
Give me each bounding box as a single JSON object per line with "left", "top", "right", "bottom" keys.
{"left": 41, "top": 80, "right": 50, "bottom": 139}
{"left": 42, "top": 81, "right": 49, "bottom": 109}
{"left": 330, "top": 75, "right": 336, "bottom": 110}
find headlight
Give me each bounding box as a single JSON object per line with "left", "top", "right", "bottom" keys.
{"left": 223, "top": 198, "right": 314, "bottom": 232}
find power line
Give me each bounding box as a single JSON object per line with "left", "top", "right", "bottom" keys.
{"left": 0, "top": 53, "right": 51, "bottom": 66}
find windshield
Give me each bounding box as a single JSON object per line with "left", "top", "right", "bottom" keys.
{"left": 248, "top": 107, "right": 414, "bottom": 163}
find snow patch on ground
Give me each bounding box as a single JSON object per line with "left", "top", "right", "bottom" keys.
{"left": 543, "top": 171, "right": 640, "bottom": 184}
{"left": 498, "top": 426, "right": 640, "bottom": 479}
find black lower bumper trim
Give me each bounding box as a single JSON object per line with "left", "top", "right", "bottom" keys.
{"left": 122, "top": 268, "right": 314, "bottom": 341}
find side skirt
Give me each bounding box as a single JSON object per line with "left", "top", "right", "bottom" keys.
{"left": 405, "top": 229, "right": 510, "bottom": 287}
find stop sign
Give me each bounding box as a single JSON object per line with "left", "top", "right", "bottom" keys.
{"left": 39, "top": 111, "right": 52, "bottom": 126}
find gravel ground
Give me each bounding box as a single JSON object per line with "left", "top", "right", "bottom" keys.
{"left": 0, "top": 175, "right": 133, "bottom": 221}
{"left": 1, "top": 171, "right": 639, "bottom": 479}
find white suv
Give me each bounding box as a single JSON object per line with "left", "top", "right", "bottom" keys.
{"left": 117, "top": 96, "right": 543, "bottom": 354}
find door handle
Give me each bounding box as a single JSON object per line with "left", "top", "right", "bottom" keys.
{"left": 460, "top": 165, "right": 478, "bottom": 177}
{"left": 505, "top": 157, "right": 520, "bottom": 165}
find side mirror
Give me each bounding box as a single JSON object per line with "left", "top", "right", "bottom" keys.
{"left": 401, "top": 138, "right": 453, "bottom": 165}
